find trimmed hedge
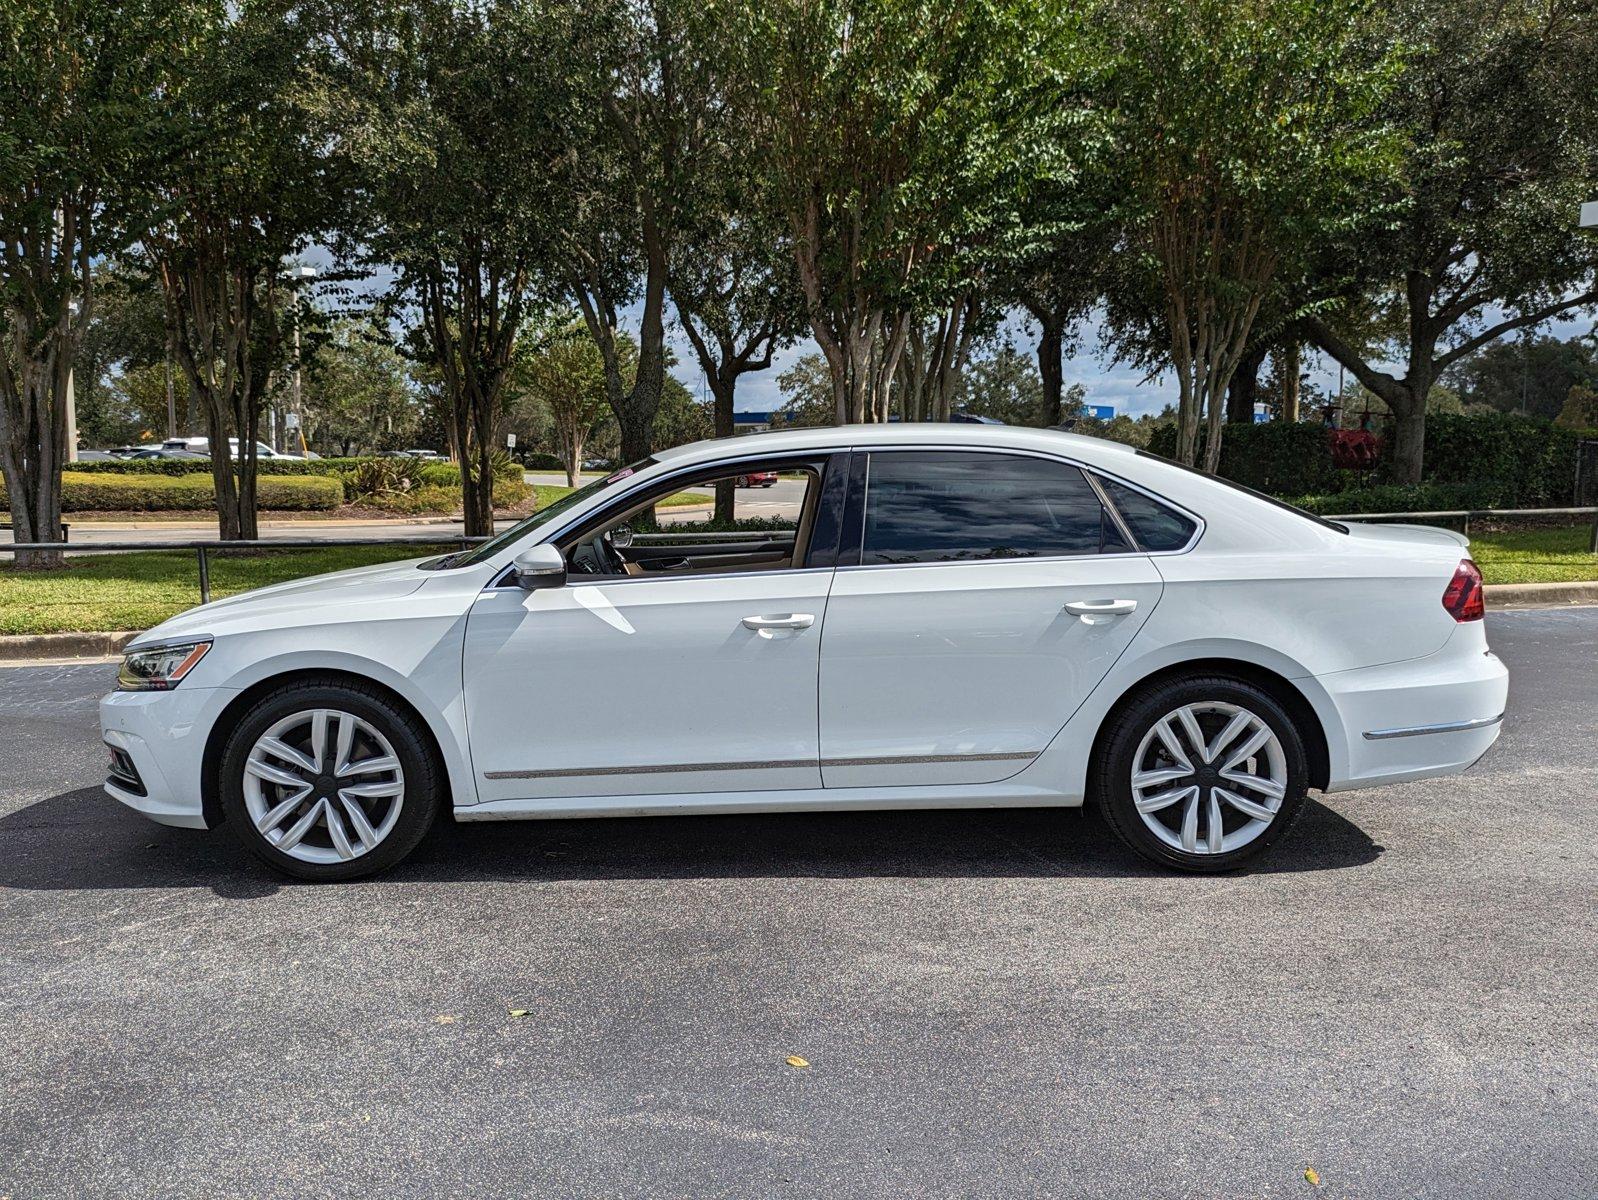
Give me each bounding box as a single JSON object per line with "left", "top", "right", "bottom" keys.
{"left": 1, "top": 471, "right": 344, "bottom": 513}
{"left": 1150, "top": 413, "right": 1598, "bottom": 509}
{"left": 68, "top": 455, "right": 524, "bottom": 485}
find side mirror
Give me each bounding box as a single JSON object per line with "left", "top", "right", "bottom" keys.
{"left": 608, "top": 523, "right": 634, "bottom": 551}
{"left": 512, "top": 544, "right": 567, "bottom": 591}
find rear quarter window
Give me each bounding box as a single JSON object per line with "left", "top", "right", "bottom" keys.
{"left": 1097, "top": 477, "right": 1198, "bottom": 552}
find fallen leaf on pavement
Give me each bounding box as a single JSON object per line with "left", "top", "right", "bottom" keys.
{"left": 435, "top": 1014, "right": 458, "bottom": 1025}
{"left": 785, "top": 1055, "right": 809, "bottom": 1069}
{"left": 509, "top": 1009, "right": 531, "bottom": 1018}
{"left": 1304, "top": 1167, "right": 1320, "bottom": 1186}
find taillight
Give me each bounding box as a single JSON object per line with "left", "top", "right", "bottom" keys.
{"left": 1442, "top": 558, "right": 1485, "bottom": 622}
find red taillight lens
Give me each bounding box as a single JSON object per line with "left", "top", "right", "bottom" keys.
{"left": 1442, "top": 558, "right": 1485, "bottom": 622}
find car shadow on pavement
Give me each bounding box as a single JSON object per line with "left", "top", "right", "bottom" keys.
{"left": 0, "top": 787, "right": 1381, "bottom": 897}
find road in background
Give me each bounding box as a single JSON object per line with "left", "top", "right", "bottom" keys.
{"left": 0, "top": 608, "right": 1593, "bottom": 1198}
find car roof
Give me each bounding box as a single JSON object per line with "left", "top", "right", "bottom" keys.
{"left": 654, "top": 423, "right": 1136, "bottom": 467}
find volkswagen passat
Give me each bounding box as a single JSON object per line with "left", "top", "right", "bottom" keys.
{"left": 101, "top": 425, "right": 1507, "bottom": 880}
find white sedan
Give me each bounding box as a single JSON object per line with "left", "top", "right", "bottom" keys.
{"left": 101, "top": 425, "right": 1507, "bottom": 880}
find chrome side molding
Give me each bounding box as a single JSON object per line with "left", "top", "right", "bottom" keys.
{"left": 1362, "top": 713, "right": 1504, "bottom": 741}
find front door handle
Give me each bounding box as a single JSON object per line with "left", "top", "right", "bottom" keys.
{"left": 1064, "top": 599, "right": 1138, "bottom": 617}
{"left": 742, "top": 613, "right": 815, "bottom": 631}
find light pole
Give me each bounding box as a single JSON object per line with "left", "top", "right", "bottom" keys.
{"left": 286, "top": 265, "right": 317, "bottom": 454}
{"left": 1580, "top": 202, "right": 1596, "bottom": 551}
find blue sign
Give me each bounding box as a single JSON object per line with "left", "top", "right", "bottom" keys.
{"left": 1087, "top": 405, "right": 1116, "bottom": 421}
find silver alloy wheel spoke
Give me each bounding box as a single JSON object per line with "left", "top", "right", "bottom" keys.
{"left": 340, "top": 796, "right": 381, "bottom": 849}
{"left": 1179, "top": 789, "right": 1200, "bottom": 852}
{"left": 333, "top": 713, "right": 356, "bottom": 776}
{"left": 1136, "top": 783, "right": 1195, "bottom": 815}
{"left": 255, "top": 736, "right": 316, "bottom": 774}
{"left": 324, "top": 802, "right": 356, "bottom": 861}
{"left": 245, "top": 758, "right": 307, "bottom": 789}
{"left": 1215, "top": 785, "right": 1276, "bottom": 822}
{"left": 277, "top": 798, "right": 327, "bottom": 851}
{"left": 1204, "top": 711, "right": 1253, "bottom": 766}
{"left": 242, "top": 708, "right": 405, "bottom": 866}
{"left": 1130, "top": 701, "right": 1288, "bottom": 858}
{"left": 256, "top": 788, "right": 310, "bottom": 834}
{"left": 338, "top": 754, "right": 400, "bottom": 779}
{"left": 1153, "top": 719, "right": 1193, "bottom": 771}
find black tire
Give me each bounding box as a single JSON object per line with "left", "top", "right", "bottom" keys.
{"left": 219, "top": 679, "right": 443, "bottom": 881}
{"left": 1092, "top": 674, "right": 1310, "bottom": 873}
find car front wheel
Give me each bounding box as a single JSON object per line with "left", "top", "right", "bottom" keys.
{"left": 219, "top": 680, "right": 442, "bottom": 881}
{"left": 1093, "top": 675, "right": 1309, "bottom": 872}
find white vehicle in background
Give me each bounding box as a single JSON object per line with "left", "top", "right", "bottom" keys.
{"left": 101, "top": 425, "right": 1507, "bottom": 880}
{"left": 159, "top": 437, "right": 292, "bottom": 460}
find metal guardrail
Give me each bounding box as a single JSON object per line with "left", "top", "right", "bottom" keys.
{"left": 0, "top": 536, "right": 487, "bottom": 604}
{"left": 1326, "top": 506, "right": 1598, "bottom": 551}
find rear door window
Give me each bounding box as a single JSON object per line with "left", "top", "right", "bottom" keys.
{"left": 858, "top": 451, "right": 1126, "bottom": 565}
{"left": 1096, "top": 477, "right": 1198, "bottom": 552}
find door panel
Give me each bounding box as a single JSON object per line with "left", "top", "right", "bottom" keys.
{"left": 818, "top": 556, "right": 1163, "bottom": 788}
{"left": 464, "top": 569, "right": 832, "bottom": 804}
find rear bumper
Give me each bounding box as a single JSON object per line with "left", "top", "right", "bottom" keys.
{"left": 1318, "top": 644, "right": 1508, "bottom": 793}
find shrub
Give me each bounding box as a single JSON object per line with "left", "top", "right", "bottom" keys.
{"left": 1286, "top": 481, "right": 1513, "bottom": 515}
{"left": 1147, "top": 421, "right": 1341, "bottom": 495}
{"left": 68, "top": 455, "right": 523, "bottom": 485}
{"left": 2, "top": 471, "right": 344, "bottom": 513}
{"left": 1417, "top": 412, "right": 1595, "bottom": 508}
{"left": 346, "top": 457, "right": 426, "bottom": 503}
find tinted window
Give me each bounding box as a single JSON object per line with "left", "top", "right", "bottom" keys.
{"left": 1098, "top": 477, "right": 1198, "bottom": 551}
{"left": 860, "top": 452, "right": 1122, "bottom": 565}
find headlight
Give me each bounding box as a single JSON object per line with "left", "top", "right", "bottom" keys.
{"left": 117, "top": 639, "right": 212, "bottom": 691}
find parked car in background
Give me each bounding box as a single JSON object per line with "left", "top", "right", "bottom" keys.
{"left": 127, "top": 447, "right": 209, "bottom": 461}
{"left": 160, "top": 437, "right": 291, "bottom": 460}
{"left": 735, "top": 470, "right": 778, "bottom": 487}
{"left": 402, "top": 448, "right": 447, "bottom": 461}
{"left": 101, "top": 424, "right": 1507, "bottom": 881}
{"left": 74, "top": 450, "right": 121, "bottom": 462}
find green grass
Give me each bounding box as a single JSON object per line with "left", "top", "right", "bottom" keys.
{"left": 0, "top": 545, "right": 438, "bottom": 635}
{"left": 1468, "top": 525, "right": 1598, "bottom": 585}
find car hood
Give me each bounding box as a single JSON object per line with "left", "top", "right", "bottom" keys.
{"left": 128, "top": 555, "right": 439, "bottom": 648}
{"left": 1340, "top": 522, "right": 1470, "bottom": 551}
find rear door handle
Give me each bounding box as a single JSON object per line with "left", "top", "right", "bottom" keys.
{"left": 742, "top": 613, "right": 815, "bottom": 631}
{"left": 1064, "top": 599, "right": 1138, "bottom": 617}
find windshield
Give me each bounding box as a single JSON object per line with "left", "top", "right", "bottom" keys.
{"left": 430, "top": 459, "right": 657, "bottom": 569}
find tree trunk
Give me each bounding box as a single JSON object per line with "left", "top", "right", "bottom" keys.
{"left": 711, "top": 377, "right": 735, "bottom": 524}
{"left": 1280, "top": 341, "right": 1301, "bottom": 422}
{"left": 1228, "top": 342, "right": 1266, "bottom": 424}
{"left": 1037, "top": 318, "right": 1065, "bottom": 426}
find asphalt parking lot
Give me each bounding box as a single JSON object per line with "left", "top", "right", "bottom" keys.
{"left": 0, "top": 608, "right": 1593, "bottom": 1199}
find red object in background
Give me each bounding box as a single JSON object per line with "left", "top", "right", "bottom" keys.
{"left": 735, "top": 471, "right": 778, "bottom": 488}
{"left": 1329, "top": 428, "right": 1381, "bottom": 471}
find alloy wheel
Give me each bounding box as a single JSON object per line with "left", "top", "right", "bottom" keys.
{"left": 1129, "top": 701, "right": 1287, "bottom": 856}
{"left": 241, "top": 708, "right": 405, "bottom": 865}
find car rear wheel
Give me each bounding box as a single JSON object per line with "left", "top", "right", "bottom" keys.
{"left": 1093, "top": 675, "right": 1309, "bottom": 872}
{"left": 219, "top": 680, "right": 442, "bottom": 881}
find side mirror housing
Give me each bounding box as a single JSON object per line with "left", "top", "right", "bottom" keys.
{"left": 512, "top": 544, "right": 566, "bottom": 591}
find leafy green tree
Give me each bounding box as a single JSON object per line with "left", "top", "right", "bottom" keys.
{"left": 516, "top": 325, "right": 612, "bottom": 486}
{"left": 564, "top": 0, "right": 724, "bottom": 465}
{"left": 769, "top": 353, "right": 837, "bottom": 429}
{"left": 1305, "top": 0, "right": 1598, "bottom": 483}
{"left": 953, "top": 342, "right": 1085, "bottom": 427}
{"left": 136, "top": 1, "right": 338, "bottom": 539}
{"left": 322, "top": 0, "right": 596, "bottom": 534}
{"left": 1443, "top": 332, "right": 1598, "bottom": 420}
{"left": 0, "top": 0, "right": 172, "bottom": 564}
{"left": 302, "top": 322, "right": 420, "bottom": 455}
{"left": 1104, "top": 0, "right": 1401, "bottom": 471}
{"left": 753, "top": 0, "right": 1081, "bottom": 423}
{"left": 1555, "top": 384, "right": 1598, "bottom": 430}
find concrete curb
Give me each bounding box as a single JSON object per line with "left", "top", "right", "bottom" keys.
{"left": 0, "top": 580, "right": 1591, "bottom": 663}
{"left": 1484, "top": 580, "right": 1598, "bottom": 609}
{"left": 0, "top": 630, "right": 140, "bottom": 664}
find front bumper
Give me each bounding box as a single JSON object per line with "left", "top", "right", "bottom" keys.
{"left": 99, "top": 686, "right": 226, "bottom": 828}
{"left": 1318, "top": 644, "right": 1509, "bottom": 793}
